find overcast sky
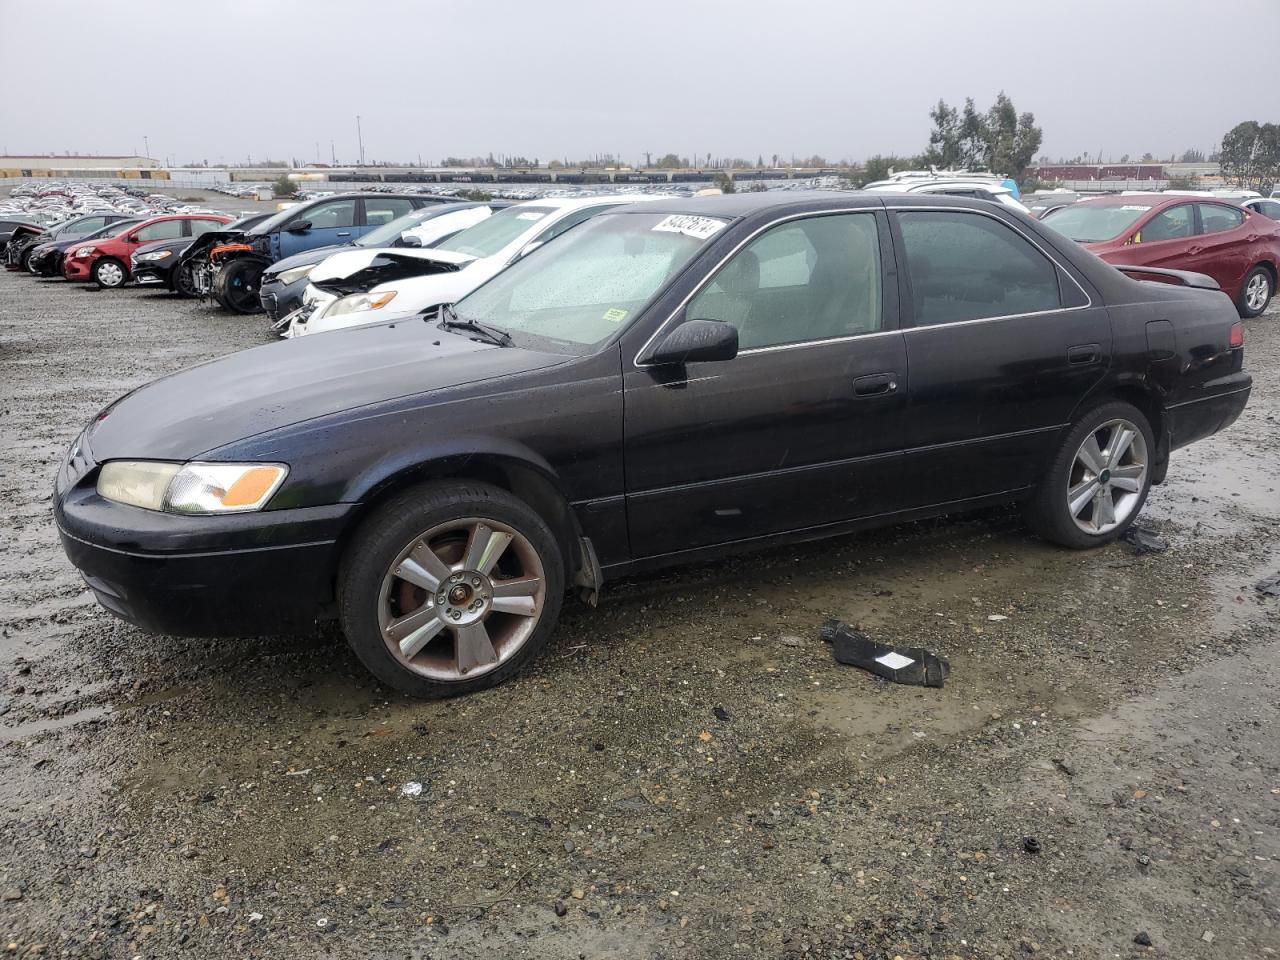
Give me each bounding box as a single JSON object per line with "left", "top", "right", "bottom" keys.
{"left": 1, "top": 0, "right": 1273, "bottom": 167}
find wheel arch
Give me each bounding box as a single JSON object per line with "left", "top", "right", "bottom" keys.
{"left": 1071, "top": 380, "right": 1168, "bottom": 484}
{"left": 337, "top": 441, "right": 583, "bottom": 582}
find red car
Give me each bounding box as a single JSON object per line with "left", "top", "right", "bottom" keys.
{"left": 1044, "top": 195, "right": 1279, "bottom": 317}
{"left": 63, "top": 213, "right": 233, "bottom": 289}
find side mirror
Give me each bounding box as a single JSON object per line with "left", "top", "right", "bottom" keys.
{"left": 643, "top": 318, "right": 738, "bottom": 366}
{"left": 400, "top": 234, "right": 422, "bottom": 247}
{"left": 287, "top": 220, "right": 312, "bottom": 234}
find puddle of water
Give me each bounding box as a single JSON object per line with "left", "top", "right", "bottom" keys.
{"left": 0, "top": 703, "right": 112, "bottom": 745}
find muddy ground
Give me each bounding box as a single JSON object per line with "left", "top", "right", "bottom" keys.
{"left": 0, "top": 267, "right": 1277, "bottom": 960}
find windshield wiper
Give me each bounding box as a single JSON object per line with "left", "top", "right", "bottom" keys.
{"left": 438, "top": 303, "right": 512, "bottom": 347}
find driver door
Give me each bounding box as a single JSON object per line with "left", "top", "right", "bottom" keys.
{"left": 279, "top": 198, "right": 357, "bottom": 257}
{"left": 622, "top": 210, "right": 908, "bottom": 559}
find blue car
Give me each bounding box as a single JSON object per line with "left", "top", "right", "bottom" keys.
{"left": 178, "top": 192, "right": 452, "bottom": 313}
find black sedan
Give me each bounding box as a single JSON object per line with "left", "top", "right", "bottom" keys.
{"left": 131, "top": 212, "right": 273, "bottom": 295}
{"left": 55, "top": 193, "right": 1251, "bottom": 699}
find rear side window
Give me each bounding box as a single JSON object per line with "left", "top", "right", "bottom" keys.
{"left": 134, "top": 220, "right": 184, "bottom": 242}
{"left": 1196, "top": 203, "right": 1244, "bottom": 235}
{"left": 190, "top": 219, "right": 226, "bottom": 237}
{"left": 1258, "top": 201, "right": 1280, "bottom": 220}
{"left": 689, "top": 212, "right": 882, "bottom": 349}
{"left": 897, "top": 211, "right": 1060, "bottom": 327}
{"left": 364, "top": 197, "right": 414, "bottom": 226}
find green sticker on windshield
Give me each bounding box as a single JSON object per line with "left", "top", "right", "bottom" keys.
{"left": 603, "top": 307, "right": 628, "bottom": 323}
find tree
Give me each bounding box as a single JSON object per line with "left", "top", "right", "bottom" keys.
{"left": 713, "top": 172, "right": 735, "bottom": 193}
{"left": 860, "top": 154, "right": 924, "bottom": 184}
{"left": 1218, "top": 121, "right": 1280, "bottom": 191}
{"left": 1179, "top": 148, "right": 1205, "bottom": 163}
{"left": 271, "top": 175, "right": 294, "bottom": 198}
{"left": 921, "top": 92, "right": 1041, "bottom": 176}
{"left": 655, "top": 153, "right": 687, "bottom": 169}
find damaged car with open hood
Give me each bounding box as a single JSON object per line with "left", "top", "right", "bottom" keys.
{"left": 176, "top": 192, "right": 452, "bottom": 313}
{"left": 283, "top": 195, "right": 664, "bottom": 337}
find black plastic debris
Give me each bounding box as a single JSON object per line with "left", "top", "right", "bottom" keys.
{"left": 1022, "top": 836, "right": 1042, "bottom": 855}
{"left": 1134, "top": 931, "right": 1153, "bottom": 947}
{"left": 1255, "top": 573, "right": 1280, "bottom": 597}
{"left": 820, "top": 618, "right": 950, "bottom": 688}
{"left": 1124, "top": 527, "right": 1169, "bottom": 554}
{"left": 712, "top": 706, "right": 731, "bottom": 722}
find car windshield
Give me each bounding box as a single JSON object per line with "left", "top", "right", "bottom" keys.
{"left": 454, "top": 211, "right": 727, "bottom": 351}
{"left": 1043, "top": 203, "right": 1152, "bottom": 242}
{"left": 434, "top": 206, "right": 555, "bottom": 259}
{"left": 355, "top": 207, "right": 435, "bottom": 248}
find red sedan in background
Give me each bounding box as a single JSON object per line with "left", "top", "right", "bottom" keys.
{"left": 1044, "top": 195, "right": 1279, "bottom": 317}
{"left": 63, "top": 213, "right": 232, "bottom": 289}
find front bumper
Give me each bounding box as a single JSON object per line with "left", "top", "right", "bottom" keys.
{"left": 62, "top": 257, "right": 92, "bottom": 281}
{"left": 130, "top": 262, "right": 169, "bottom": 285}
{"left": 259, "top": 277, "right": 308, "bottom": 321}
{"left": 55, "top": 480, "right": 354, "bottom": 637}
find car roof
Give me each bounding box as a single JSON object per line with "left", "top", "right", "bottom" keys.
{"left": 506, "top": 194, "right": 664, "bottom": 212}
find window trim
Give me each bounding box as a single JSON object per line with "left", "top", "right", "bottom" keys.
{"left": 886, "top": 205, "right": 1093, "bottom": 332}
{"left": 633, "top": 207, "right": 894, "bottom": 367}
{"left": 1192, "top": 201, "right": 1245, "bottom": 237}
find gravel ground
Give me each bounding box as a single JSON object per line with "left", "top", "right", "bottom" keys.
{"left": 0, "top": 267, "right": 1277, "bottom": 960}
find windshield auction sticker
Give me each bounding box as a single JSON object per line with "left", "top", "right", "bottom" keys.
{"left": 651, "top": 215, "right": 727, "bottom": 240}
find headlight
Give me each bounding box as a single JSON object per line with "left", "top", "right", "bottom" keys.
{"left": 324, "top": 290, "right": 398, "bottom": 318}
{"left": 136, "top": 250, "right": 172, "bottom": 262}
{"left": 97, "top": 461, "right": 288, "bottom": 514}
{"left": 275, "top": 264, "right": 314, "bottom": 285}
{"left": 74, "top": 246, "right": 96, "bottom": 258}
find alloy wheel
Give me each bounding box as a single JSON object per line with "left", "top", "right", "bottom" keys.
{"left": 377, "top": 517, "right": 546, "bottom": 681}
{"left": 1066, "top": 418, "right": 1148, "bottom": 535}
{"left": 1246, "top": 272, "right": 1271, "bottom": 313}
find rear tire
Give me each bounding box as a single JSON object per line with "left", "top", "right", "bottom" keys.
{"left": 92, "top": 257, "right": 127, "bottom": 289}
{"left": 338, "top": 481, "right": 565, "bottom": 699}
{"left": 1238, "top": 265, "right": 1273, "bottom": 318}
{"left": 1023, "top": 401, "right": 1154, "bottom": 549}
{"left": 212, "top": 258, "right": 265, "bottom": 313}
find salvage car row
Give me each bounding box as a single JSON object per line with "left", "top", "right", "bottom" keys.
{"left": 41, "top": 186, "right": 1259, "bottom": 701}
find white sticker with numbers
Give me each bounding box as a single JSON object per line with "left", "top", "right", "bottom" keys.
{"left": 651, "top": 214, "right": 727, "bottom": 240}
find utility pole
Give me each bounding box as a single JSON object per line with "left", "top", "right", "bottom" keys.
{"left": 356, "top": 115, "right": 365, "bottom": 166}
{"left": 143, "top": 135, "right": 150, "bottom": 159}
{"left": 330, "top": 140, "right": 336, "bottom": 165}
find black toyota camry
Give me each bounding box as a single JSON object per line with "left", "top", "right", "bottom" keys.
{"left": 54, "top": 193, "right": 1251, "bottom": 698}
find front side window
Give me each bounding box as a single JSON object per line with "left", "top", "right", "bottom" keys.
{"left": 1196, "top": 203, "right": 1244, "bottom": 235}
{"left": 1138, "top": 205, "right": 1193, "bottom": 242}
{"left": 298, "top": 199, "right": 356, "bottom": 230}
{"left": 134, "top": 219, "right": 184, "bottom": 242}
{"left": 897, "top": 211, "right": 1060, "bottom": 326}
{"left": 455, "top": 211, "right": 721, "bottom": 350}
{"left": 688, "top": 213, "right": 882, "bottom": 350}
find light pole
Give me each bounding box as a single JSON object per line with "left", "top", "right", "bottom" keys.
{"left": 356, "top": 115, "right": 365, "bottom": 167}
{"left": 143, "top": 135, "right": 150, "bottom": 160}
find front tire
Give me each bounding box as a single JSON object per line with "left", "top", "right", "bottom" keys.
{"left": 92, "top": 257, "right": 127, "bottom": 289}
{"left": 212, "top": 258, "right": 265, "bottom": 313}
{"left": 171, "top": 262, "right": 197, "bottom": 298}
{"left": 1023, "top": 401, "right": 1154, "bottom": 549}
{"left": 1238, "top": 266, "right": 1274, "bottom": 319}
{"left": 338, "top": 481, "right": 565, "bottom": 698}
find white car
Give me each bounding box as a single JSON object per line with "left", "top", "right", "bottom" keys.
{"left": 1241, "top": 196, "right": 1280, "bottom": 221}
{"left": 862, "top": 171, "right": 1028, "bottom": 212}
{"left": 285, "top": 195, "right": 663, "bottom": 337}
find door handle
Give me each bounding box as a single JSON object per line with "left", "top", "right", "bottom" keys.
{"left": 336, "top": 231, "right": 352, "bottom": 237}
{"left": 853, "top": 372, "right": 898, "bottom": 397}
{"left": 1067, "top": 343, "right": 1100, "bottom": 365}
{"left": 1187, "top": 246, "right": 1202, "bottom": 255}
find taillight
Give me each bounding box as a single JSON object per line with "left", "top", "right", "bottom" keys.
{"left": 1229, "top": 321, "right": 1244, "bottom": 349}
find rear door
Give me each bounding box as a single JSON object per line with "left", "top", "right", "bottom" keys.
{"left": 279, "top": 197, "right": 358, "bottom": 257}
{"left": 890, "top": 207, "right": 1111, "bottom": 506}
{"left": 1186, "top": 202, "right": 1251, "bottom": 297}
{"left": 623, "top": 210, "right": 909, "bottom": 558}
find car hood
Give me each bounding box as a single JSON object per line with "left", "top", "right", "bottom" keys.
{"left": 86, "top": 319, "right": 564, "bottom": 462}
{"left": 308, "top": 247, "right": 476, "bottom": 296}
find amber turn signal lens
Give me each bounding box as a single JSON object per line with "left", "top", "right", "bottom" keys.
{"left": 221, "top": 466, "right": 286, "bottom": 507}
